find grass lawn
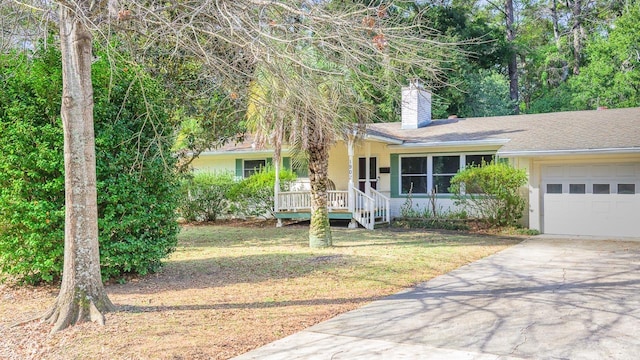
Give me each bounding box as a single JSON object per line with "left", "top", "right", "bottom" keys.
{"left": 1, "top": 222, "right": 522, "bottom": 359}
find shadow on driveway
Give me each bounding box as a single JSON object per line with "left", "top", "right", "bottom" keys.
{"left": 235, "top": 238, "right": 640, "bottom": 360}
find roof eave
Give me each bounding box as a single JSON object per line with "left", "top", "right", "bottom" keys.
{"left": 364, "top": 134, "right": 404, "bottom": 145}
{"left": 198, "top": 149, "right": 276, "bottom": 156}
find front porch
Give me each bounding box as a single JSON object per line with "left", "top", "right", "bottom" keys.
{"left": 275, "top": 187, "right": 390, "bottom": 230}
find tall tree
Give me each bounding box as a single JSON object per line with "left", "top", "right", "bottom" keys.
{"left": 41, "top": 2, "right": 114, "bottom": 332}
{"left": 486, "top": 0, "right": 520, "bottom": 113}
{"left": 6, "top": 0, "right": 454, "bottom": 330}
{"left": 570, "top": 2, "right": 640, "bottom": 108}
{"left": 218, "top": 1, "right": 451, "bottom": 246}
{"left": 550, "top": 0, "right": 562, "bottom": 49}
{"left": 569, "top": 0, "right": 586, "bottom": 74}
{"left": 248, "top": 59, "right": 372, "bottom": 247}
{"left": 505, "top": 0, "right": 520, "bottom": 113}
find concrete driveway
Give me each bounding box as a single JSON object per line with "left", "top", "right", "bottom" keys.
{"left": 234, "top": 237, "right": 640, "bottom": 360}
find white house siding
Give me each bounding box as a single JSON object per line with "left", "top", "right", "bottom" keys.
{"left": 190, "top": 155, "right": 238, "bottom": 174}
{"left": 389, "top": 197, "right": 459, "bottom": 219}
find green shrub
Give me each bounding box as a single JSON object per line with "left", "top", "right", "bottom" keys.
{"left": 228, "top": 166, "right": 297, "bottom": 218}
{"left": 449, "top": 162, "right": 527, "bottom": 227}
{"left": 178, "top": 172, "right": 236, "bottom": 222}
{"left": 392, "top": 218, "right": 470, "bottom": 231}
{"left": 0, "top": 48, "right": 66, "bottom": 283}
{"left": 0, "top": 43, "right": 179, "bottom": 284}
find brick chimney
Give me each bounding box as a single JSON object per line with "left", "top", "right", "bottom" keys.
{"left": 401, "top": 79, "right": 431, "bottom": 129}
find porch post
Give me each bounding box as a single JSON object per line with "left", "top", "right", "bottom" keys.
{"left": 274, "top": 153, "right": 283, "bottom": 228}
{"left": 347, "top": 135, "right": 357, "bottom": 229}
{"left": 365, "top": 142, "right": 371, "bottom": 193}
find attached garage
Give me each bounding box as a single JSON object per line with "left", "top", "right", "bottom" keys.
{"left": 541, "top": 162, "right": 640, "bottom": 237}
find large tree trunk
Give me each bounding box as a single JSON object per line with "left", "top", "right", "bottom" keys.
{"left": 505, "top": 0, "right": 519, "bottom": 114}
{"left": 570, "top": 0, "right": 584, "bottom": 75}
{"left": 43, "top": 4, "right": 114, "bottom": 333}
{"left": 307, "top": 142, "right": 332, "bottom": 248}
{"left": 550, "top": 0, "right": 561, "bottom": 50}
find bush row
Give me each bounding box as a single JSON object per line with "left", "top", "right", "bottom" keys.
{"left": 177, "top": 167, "right": 297, "bottom": 222}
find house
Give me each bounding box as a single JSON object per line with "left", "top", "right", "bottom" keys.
{"left": 191, "top": 83, "right": 640, "bottom": 237}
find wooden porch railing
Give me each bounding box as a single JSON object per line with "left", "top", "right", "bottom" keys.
{"left": 370, "top": 188, "right": 390, "bottom": 224}
{"left": 277, "top": 190, "right": 349, "bottom": 212}
{"left": 276, "top": 191, "right": 310, "bottom": 212}
{"left": 276, "top": 187, "right": 389, "bottom": 230}
{"left": 352, "top": 187, "right": 375, "bottom": 230}
{"left": 327, "top": 190, "right": 349, "bottom": 210}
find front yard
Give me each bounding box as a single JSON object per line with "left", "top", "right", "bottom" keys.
{"left": 1, "top": 222, "right": 522, "bottom": 359}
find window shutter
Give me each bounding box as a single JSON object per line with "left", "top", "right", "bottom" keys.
{"left": 235, "top": 159, "right": 243, "bottom": 178}
{"left": 390, "top": 154, "right": 399, "bottom": 198}
{"left": 266, "top": 157, "right": 273, "bottom": 166}
{"left": 283, "top": 157, "right": 291, "bottom": 170}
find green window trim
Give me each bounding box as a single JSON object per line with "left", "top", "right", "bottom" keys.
{"left": 282, "top": 156, "right": 308, "bottom": 177}
{"left": 391, "top": 152, "right": 496, "bottom": 198}
{"left": 390, "top": 154, "right": 399, "bottom": 198}
{"left": 235, "top": 159, "right": 243, "bottom": 178}
{"left": 236, "top": 158, "right": 270, "bottom": 178}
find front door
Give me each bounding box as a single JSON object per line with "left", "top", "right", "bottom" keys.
{"left": 358, "top": 157, "right": 377, "bottom": 192}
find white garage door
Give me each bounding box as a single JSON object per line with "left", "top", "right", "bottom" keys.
{"left": 542, "top": 163, "right": 640, "bottom": 237}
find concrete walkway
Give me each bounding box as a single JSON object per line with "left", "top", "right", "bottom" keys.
{"left": 234, "top": 238, "right": 640, "bottom": 360}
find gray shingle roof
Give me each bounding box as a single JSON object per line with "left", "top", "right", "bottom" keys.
{"left": 367, "top": 107, "right": 640, "bottom": 155}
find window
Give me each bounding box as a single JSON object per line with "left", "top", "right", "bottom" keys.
{"left": 401, "top": 157, "right": 428, "bottom": 194}
{"left": 569, "top": 184, "right": 585, "bottom": 194}
{"left": 433, "top": 156, "right": 460, "bottom": 194}
{"left": 466, "top": 154, "right": 494, "bottom": 167}
{"left": 593, "top": 184, "right": 610, "bottom": 194}
{"left": 243, "top": 159, "right": 265, "bottom": 178}
{"left": 398, "top": 153, "right": 494, "bottom": 195}
{"left": 618, "top": 184, "right": 636, "bottom": 194}
{"left": 546, "top": 184, "right": 563, "bottom": 194}
{"left": 292, "top": 161, "right": 308, "bottom": 178}
{"left": 283, "top": 157, "right": 308, "bottom": 178}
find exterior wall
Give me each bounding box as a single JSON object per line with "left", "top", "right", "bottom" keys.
{"left": 327, "top": 142, "right": 350, "bottom": 190}
{"left": 324, "top": 140, "right": 500, "bottom": 218}
{"left": 327, "top": 140, "right": 393, "bottom": 192}
{"left": 190, "top": 155, "right": 238, "bottom": 174}
{"left": 389, "top": 197, "right": 458, "bottom": 218}
{"left": 508, "top": 157, "right": 534, "bottom": 229}
{"left": 191, "top": 151, "right": 274, "bottom": 176}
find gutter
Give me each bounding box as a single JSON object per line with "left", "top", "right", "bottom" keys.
{"left": 387, "top": 139, "right": 511, "bottom": 149}
{"left": 498, "top": 147, "right": 640, "bottom": 157}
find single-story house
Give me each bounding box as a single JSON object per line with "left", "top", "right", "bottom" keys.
{"left": 191, "top": 84, "right": 640, "bottom": 237}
